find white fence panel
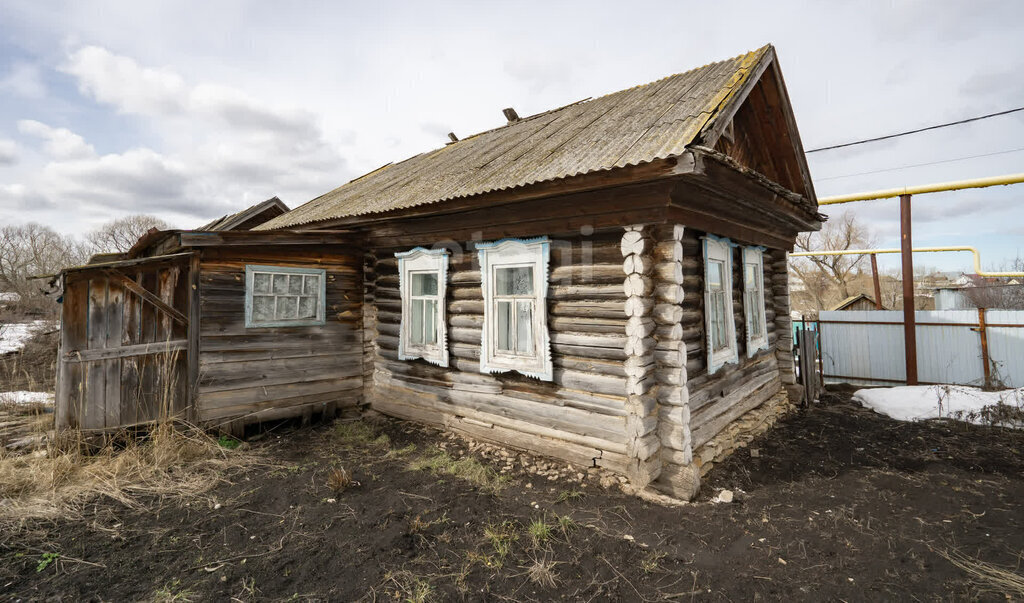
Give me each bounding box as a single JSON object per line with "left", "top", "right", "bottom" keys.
{"left": 818, "top": 310, "right": 1023, "bottom": 387}
{"left": 986, "top": 310, "right": 1024, "bottom": 388}
{"left": 819, "top": 311, "right": 905, "bottom": 386}
{"left": 915, "top": 311, "right": 984, "bottom": 386}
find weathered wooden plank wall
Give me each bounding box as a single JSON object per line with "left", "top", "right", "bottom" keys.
{"left": 368, "top": 230, "right": 635, "bottom": 473}
{"left": 194, "top": 246, "right": 364, "bottom": 426}
{"left": 55, "top": 258, "right": 190, "bottom": 430}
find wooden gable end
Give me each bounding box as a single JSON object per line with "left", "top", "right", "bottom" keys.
{"left": 707, "top": 56, "right": 815, "bottom": 202}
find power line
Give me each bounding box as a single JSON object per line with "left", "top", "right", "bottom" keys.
{"left": 806, "top": 105, "right": 1024, "bottom": 153}
{"left": 816, "top": 146, "right": 1024, "bottom": 181}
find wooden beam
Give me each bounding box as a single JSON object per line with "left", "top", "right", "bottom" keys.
{"left": 187, "top": 252, "right": 201, "bottom": 423}
{"left": 64, "top": 252, "right": 193, "bottom": 275}
{"left": 104, "top": 269, "right": 189, "bottom": 326}
{"left": 64, "top": 339, "right": 188, "bottom": 362}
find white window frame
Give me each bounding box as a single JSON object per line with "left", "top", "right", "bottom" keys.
{"left": 743, "top": 246, "right": 769, "bottom": 357}
{"left": 244, "top": 265, "right": 326, "bottom": 328}
{"left": 396, "top": 247, "right": 449, "bottom": 367}
{"left": 703, "top": 235, "right": 738, "bottom": 374}
{"left": 478, "top": 237, "right": 552, "bottom": 381}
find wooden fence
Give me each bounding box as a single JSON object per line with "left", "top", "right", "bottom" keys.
{"left": 56, "top": 254, "right": 194, "bottom": 430}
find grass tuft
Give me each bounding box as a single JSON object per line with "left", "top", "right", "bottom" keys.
{"left": 484, "top": 520, "right": 519, "bottom": 561}
{"left": 334, "top": 421, "right": 390, "bottom": 449}
{"left": 555, "top": 488, "right": 586, "bottom": 503}
{"left": 526, "top": 558, "right": 560, "bottom": 588}
{"left": 527, "top": 516, "right": 552, "bottom": 547}
{"left": 410, "top": 448, "right": 507, "bottom": 493}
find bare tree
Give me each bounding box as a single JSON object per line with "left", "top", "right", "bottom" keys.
{"left": 962, "top": 256, "right": 1024, "bottom": 310}
{"left": 789, "top": 211, "right": 876, "bottom": 311}
{"left": 86, "top": 214, "right": 169, "bottom": 254}
{"left": 0, "top": 223, "right": 90, "bottom": 315}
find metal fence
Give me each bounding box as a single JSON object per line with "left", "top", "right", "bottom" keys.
{"left": 818, "top": 309, "right": 1024, "bottom": 388}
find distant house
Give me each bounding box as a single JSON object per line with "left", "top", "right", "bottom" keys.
{"left": 831, "top": 294, "right": 885, "bottom": 312}
{"left": 53, "top": 45, "right": 822, "bottom": 501}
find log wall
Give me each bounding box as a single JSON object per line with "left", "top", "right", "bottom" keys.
{"left": 678, "top": 227, "right": 784, "bottom": 452}
{"left": 367, "top": 230, "right": 636, "bottom": 473}
{"left": 194, "top": 245, "right": 364, "bottom": 428}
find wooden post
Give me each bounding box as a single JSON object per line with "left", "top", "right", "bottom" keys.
{"left": 870, "top": 254, "right": 883, "bottom": 310}
{"left": 900, "top": 194, "right": 918, "bottom": 385}
{"left": 978, "top": 307, "right": 991, "bottom": 389}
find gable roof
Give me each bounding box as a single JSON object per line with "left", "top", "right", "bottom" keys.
{"left": 831, "top": 294, "right": 885, "bottom": 311}
{"left": 200, "top": 197, "right": 289, "bottom": 231}
{"left": 261, "top": 44, "right": 807, "bottom": 230}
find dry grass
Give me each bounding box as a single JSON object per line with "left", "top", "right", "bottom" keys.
{"left": 410, "top": 447, "right": 507, "bottom": 493}
{"left": 0, "top": 421, "right": 259, "bottom": 526}
{"left": 326, "top": 466, "right": 353, "bottom": 493}
{"left": 937, "top": 548, "right": 1024, "bottom": 598}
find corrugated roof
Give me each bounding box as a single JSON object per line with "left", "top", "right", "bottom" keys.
{"left": 259, "top": 46, "right": 770, "bottom": 230}
{"left": 200, "top": 197, "right": 290, "bottom": 231}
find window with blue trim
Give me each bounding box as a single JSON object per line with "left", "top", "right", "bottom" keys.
{"left": 703, "top": 236, "right": 738, "bottom": 373}
{"left": 397, "top": 247, "right": 449, "bottom": 366}
{"left": 478, "top": 237, "right": 553, "bottom": 381}
{"left": 743, "top": 247, "right": 769, "bottom": 356}
{"left": 245, "top": 265, "right": 326, "bottom": 328}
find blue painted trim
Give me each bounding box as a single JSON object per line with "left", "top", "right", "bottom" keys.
{"left": 394, "top": 247, "right": 450, "bottom": 259}
{"left": 244, "top": 265, "right": 327, "bottom": 329}
{"left": 744, "top": 247, "right": 770, "bottom": 358}
{"left": 396, "top": 248, "right": 450, "bottom": 367}
{"left": 477, "top": 236, "right": 553, "bottom": 381}
{"left": 703, "top": 236, "right": 739, "bottom": 375}
{"left": 475, "top": 235, "right": 550, "bottom": 250}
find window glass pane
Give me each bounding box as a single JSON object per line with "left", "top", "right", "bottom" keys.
{"left": 253, "top": 273, "right": 271, "bottom": 293}
{"left": 273, "top": 274, "right": 289, "bottom": 294}
{"left": 496, "top": 266, "right": 533, "bottom": 296}
{"left": 288, "top": 275, "right": 303, "bottom": 294}
{"left": 711, "top": 291, "right": 728, "bottom": 349}
{"left": 423, "top": 299, "right": 437, "bottom": 344}
{"left": 303, "top": 275, "right": 319, "bottom": 295}
{"left": 496, "top": 300, "right": 513, "bottom": 351}
{"left": 298, "top": 296, "right": 317, "bottom": 319}
{"left": 412, "top": 272, "right": 438, "bottom": 296}
{"left": 516, "top": 301, "right": 533, "bottom": 355}
{"left": 745, "top": 264, "right": 758, "bottom": 290}
{"left": 708, "top": 261, "right": 724, "bottom": 290}
{"left": 411, "top": 299, "right": 425, "bottom": 344}
{"left": 277, "top": 296, "right": 298, "bottom": 320}
{"left": 252, "top": 295, "right": 274, "bottom": 322}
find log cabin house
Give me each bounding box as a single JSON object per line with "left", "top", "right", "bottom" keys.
{"left": 55, "top": 45, "right": 823, "bottom": 500}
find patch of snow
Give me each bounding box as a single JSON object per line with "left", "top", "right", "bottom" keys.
{"left": 0, "top": 320, "right": 50, "bottom": 354}
{"left": 0, "top": 391, "right": 55, "bottom": 405}
{"left": 0, "top": 292, "right": 21, "bottom": 303}
{"left": 853, "top": 385, "right": 1024, "bottom": 428}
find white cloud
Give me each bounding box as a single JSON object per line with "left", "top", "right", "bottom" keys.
{"left": 17, "top": 119, "right": 96, "bottom": 160}
{"left": 0, "top": 61, "right": 46, "bottom": 98}
{"left": 0, "top": 45, "right": 348, "bottom": 230}
{"left": 61, "top": 46, "right": 186, "bottom": 115}
{"left": 0, "top": 139, "right": 18, "bottom": 164}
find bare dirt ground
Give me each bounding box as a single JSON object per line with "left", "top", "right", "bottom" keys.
{"left": 3, "top": 386, "right": 1024, "bottom": 601}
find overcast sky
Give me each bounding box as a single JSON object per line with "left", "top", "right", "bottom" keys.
{"left": 1, "top": 1, "right": 1022, "bottom": 273}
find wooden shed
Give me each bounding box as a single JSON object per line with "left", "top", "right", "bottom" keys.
{"left": 55, "top": 230, "right": 365, "bottom": 434}
{"left": 56, "top": 44, "right": 822, "bottom": 500}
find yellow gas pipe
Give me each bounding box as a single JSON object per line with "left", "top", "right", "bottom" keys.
{"left": 789, "top": 247, "right": 1024, "bottom": 278}
{"left": 818, "top": 172, "right": 1024, "bottom": 205}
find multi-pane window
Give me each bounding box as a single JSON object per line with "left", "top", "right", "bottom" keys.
{"left": 703, "top": 236, "right": 737, "bottom": 374}
{"left": 743, "top": 247, "right": 769, "bottom": 356}
{"left": 397, "top": 247, "right": 448, "bottom": 366}
{"left": 494, "top": 266, "right": 535, "bottom": 356}
{"left": 245, "top": 265, "right": 325, "bottom": 327}
{"left": 478, "top": 237, "right": 552, "bottom": 381}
